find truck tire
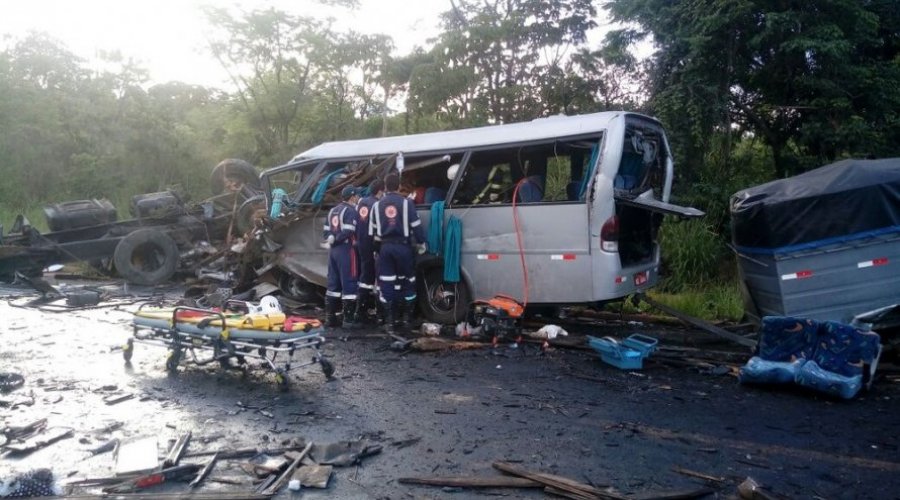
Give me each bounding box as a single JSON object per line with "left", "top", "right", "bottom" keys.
{"left": 210, "top": 159, "right": 260, "bottom": 195}
{"left": 113, "top": 229, "right": 179, "bottom": 285}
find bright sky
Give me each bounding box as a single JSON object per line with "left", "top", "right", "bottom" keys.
{"left": 0, "top": 0, "right": 449, "bottom": 88}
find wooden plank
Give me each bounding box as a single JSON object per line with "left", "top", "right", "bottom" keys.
{"left": 399, "top": 475, "right": 543, "bottom": 488}
{"left": 641, "top": 295, "right": 757, "bottom": 348}
{"left": 631, "top": 487, "right": 716, "bottom": 500}
{"left": 493, "top": 462, "right": 626, "bottom": 500}
{"left": 544, "top": 485, "right": 598, "bottom": 500}
{"left": 261, "top": 442, "right": 312, "bottom": 496}
{"left": 163, "top": 431, "right": 192, "bottom": 467}
{"left": 189, "top": 452, "right": 219, "bottom": 488}
{"left": 671, "top": 466, "right": 727, "bottom": 483}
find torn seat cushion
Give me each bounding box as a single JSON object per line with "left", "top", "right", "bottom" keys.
{"left": 740, "top": 316, "right": 881, "bottom": 399}
{"left": 756, "top": 316, "right": 819, "bottom": 362}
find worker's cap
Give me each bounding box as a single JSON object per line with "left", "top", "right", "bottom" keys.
{"left": 341, "top": 186, "right": 362, "bottom": 200}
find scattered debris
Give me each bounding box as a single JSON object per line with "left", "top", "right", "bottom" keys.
{"left": 260, "top": 442, "right": 313, "bottom": 496}
{"left": 492, "top": 461, "right": 625, "bottom": 500}
{"left": 420, "top": 322, "right": 442, "bottom": 336}
{"left": 399, "top": 475, "right": 543, "bottom": 489}
{"left": 737, "top": 476, "right": 778, "bottom": 500}
{"left": 114, "top": 436, "right": 159, "bottom": 476}
{"left": 409, "top": 337, "right": 488, "bottom": 352}
{"left": 671, "top": 466, "right": 727, "bottom": 484}
{"left": 309, "top": 440, "right": 382, "bottom": 467}
{"left": 189, "top": 453, "right": 219, "bottom": 489}
{"left": 162, "top": 431, "right": 192, "bottom": 467}
{"left": 588, "top": 334, "right": 658, "bottom": 370}
{"left": 3, "top": 427, "right": 73, "bottom": 455}
{"left": 292, "top": 464, "right": 333, "bottom": 489}
{"left": 0, "top": 372, "right": 24, "bottom": 393}
{"left": 103, "top": 393, "right": 135, "bottom": 405}
{"left": 530, "top": 324, "right": 569, "bottom": 340}
{"left": 83, "top": 438, "right": 120, "bottom": 459}
{"left": 641, "top": 294, "right": 757, "bottom": 348}
{"left": 103, "top": 463, "right": 202, "bottom": 493}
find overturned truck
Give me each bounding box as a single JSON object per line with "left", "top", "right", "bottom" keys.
{"left": 0, "top": 159, "right": 263, "bottom": 285}
{"left": 248, "top": 112, "right": 702, "bottom": 323}
{"left": 732, "top": 158, "right": 900, "bottom": 324}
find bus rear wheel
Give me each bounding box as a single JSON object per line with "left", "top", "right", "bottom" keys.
{"left": 418, "top": 266, "right": 469, "bottom": 324}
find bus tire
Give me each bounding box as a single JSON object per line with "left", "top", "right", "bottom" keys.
{"left": 113, "top": 229, "right": 179, "bottom": 285}
{"left": 418, "top": 266, "right": 470, "bottom": 324}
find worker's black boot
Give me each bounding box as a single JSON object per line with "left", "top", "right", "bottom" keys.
{"left": 396, "top": 299, "right": 415, "bottom": 331}
{"left": 355, "top": 289, "right": 374, "bottom": 325}
{"left": 383, "top": 301, "right": 396, "bottom": 335}
{"left": 342, "top": 299, "right": 361, "bottom": 330}
{"left": 324, "top": 297, "right": 341, "bottom": 329}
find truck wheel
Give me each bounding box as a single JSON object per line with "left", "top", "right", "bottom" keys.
{"left": 210, "top": 159, "right": 260, "bottom": 195}
{"left": 113, "top": 229, "right": 179, "bottom": 285}
{"left": 418, "top": 266, "right": 470, "bottom": 324}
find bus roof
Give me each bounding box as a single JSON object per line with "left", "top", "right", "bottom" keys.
{"left": 291, "top": 111, "right": 644, "bottom": 162}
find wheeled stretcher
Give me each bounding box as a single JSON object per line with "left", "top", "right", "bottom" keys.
{"left": 125, "top": 302, "right": 333, "bottom": 387}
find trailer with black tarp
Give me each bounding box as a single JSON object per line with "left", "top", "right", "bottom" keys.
{"left": 731, "top": 158, "right": 900, "bottom": 323}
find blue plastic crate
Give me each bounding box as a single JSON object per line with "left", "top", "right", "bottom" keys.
{"left": 587, "top": 334, "right": 658, "bottom": 370}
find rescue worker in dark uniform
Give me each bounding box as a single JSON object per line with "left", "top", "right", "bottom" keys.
{"left": 323, "top": 186, "right": 362, "bottom": 329}
{"left": 354, "top": 179, "right": 385, "bottom": 324}
{"left": 369, "top": 173, "right": 427, "bottom": 333}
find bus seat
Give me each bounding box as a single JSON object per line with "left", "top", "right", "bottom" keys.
{"left": 566, "top": 181, "right": 581, "bottom": 200}
{"left": 424, "top": 187, "right": 447, "bottom": 204}
{"left": 614, "top": 175, "right": 637, "bottom": 190}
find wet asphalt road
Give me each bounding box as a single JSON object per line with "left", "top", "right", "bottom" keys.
{"left": 1, "top": 286, "right": 899, "bottom": 499}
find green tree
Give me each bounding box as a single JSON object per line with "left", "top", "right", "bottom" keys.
{"left": 605, "top": 0, "right": 900, "bottom": 178}
{"left": 204, "top": 7, "right": 335, "bottom": 165}
{"left": 410, "top": 0, "right": 598, "bottom": 125}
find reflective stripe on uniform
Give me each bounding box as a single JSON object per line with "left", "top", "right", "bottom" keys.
{"left": 372, "top": 201, "right": 382, "bottom": 236}
{"left": 326, "top": 290, "right": 342, "bottom": 298}
{"left": 402, "top": 198, "right": 409, "bottom": 237}
{"left": 380, "top": 275, "right": 397, "bottom": 281}
{"left": 410, "top": 219, "right": 421, "bottom": 227}
{"left": 358, "top": 282, "right": 374, "bottom": 289}
{"left": 341, "top": 223, "right": 356, "bottom": 231}
{"left": 407, "top": 276, "right": 416, "bottom": 283}
{"left": 342, "top": 294, "right": 358, "bottom": 300}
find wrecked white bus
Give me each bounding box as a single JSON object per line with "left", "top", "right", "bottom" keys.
{"left": 258, "top": 112, "right": 702, "bottom": 323}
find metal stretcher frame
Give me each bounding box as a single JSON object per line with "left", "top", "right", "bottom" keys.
{"left": 124, "top": 304, "right": 334, "bottom": 388}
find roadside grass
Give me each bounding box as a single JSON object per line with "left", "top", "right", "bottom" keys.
{"left": 647, "top": 282, "right": 745, "bottom": 322}
{"left": 610, "top": 281, "right": 745, "bottom": 322}
{"left": 0, "top": 204, "right": 48, "bottom": 233}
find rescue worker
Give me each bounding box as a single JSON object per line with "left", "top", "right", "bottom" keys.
{"left": 355, "top": 178, "right": 385, "bottom": 324}
{"left": 369, "top": 173, "right": 427, "bottom": 334}
{"left": 323, "top": 186, "right": 362, "bottom": 329}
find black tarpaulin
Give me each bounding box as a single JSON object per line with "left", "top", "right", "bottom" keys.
{"left": 731, "top": 158, "right": 900, "bottom": 250}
